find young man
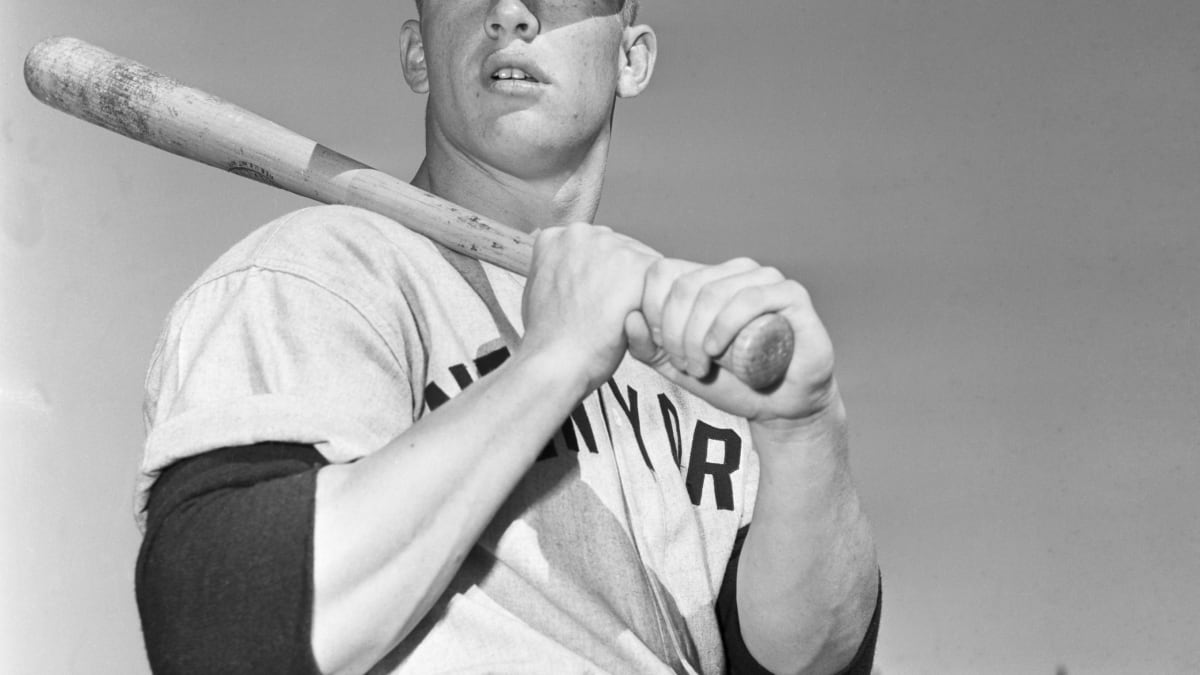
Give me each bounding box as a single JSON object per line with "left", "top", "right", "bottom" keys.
{"left": 135, "top": 2, "right": 880, "bottom": 674}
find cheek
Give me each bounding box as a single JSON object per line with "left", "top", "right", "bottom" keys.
{"left": 557, "top": 30, "right": 623, "bottom": 102}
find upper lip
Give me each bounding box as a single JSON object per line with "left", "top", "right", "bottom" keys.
{"left": 482, "top": 51, "right": 549, "bottom": 85}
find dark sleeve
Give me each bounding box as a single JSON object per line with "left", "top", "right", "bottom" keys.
{"left": 135, "top": 442, "right": 329, "bottom": 675}
{"left": 716, "top": 525, "right": 882, "bottom": 675}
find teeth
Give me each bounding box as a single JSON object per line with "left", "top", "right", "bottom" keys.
{"left": 493, "top": 67, "right": 535, "bottom": 82}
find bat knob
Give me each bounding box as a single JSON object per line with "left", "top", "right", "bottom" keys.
{"left": 722, "top": 314, "right": 794, "bottom": 390}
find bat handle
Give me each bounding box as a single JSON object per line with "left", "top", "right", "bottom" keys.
{"left": 714, "top": 314, "right": 793, "bottom": 389}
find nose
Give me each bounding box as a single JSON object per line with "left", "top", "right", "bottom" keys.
{"left": 485, "top": 0, "right": 540, "bottom": 41}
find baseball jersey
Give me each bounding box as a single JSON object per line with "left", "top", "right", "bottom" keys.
{"left": 139, "top": 205, "right": 761, "bottom": 673}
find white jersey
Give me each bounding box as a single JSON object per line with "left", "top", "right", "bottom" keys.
{"left": 139, "top": 205, "right": 760, "bottom": 673}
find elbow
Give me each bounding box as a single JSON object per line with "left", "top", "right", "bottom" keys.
{"left": 740, "top": 560, "right": 881, "bottom": 675}
{"left": 797, "top": 565, "right": 882, "bottom": 675}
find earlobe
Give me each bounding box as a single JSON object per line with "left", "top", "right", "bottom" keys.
{"left": 399, "top": 19, "right": 429, "bottom": 94}
{"left": 617, "top": 25, "right": 657, "bottom": 99}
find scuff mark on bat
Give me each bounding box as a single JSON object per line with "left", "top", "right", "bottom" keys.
{"left": 91, "top": 59, "right": 159, "bottom": 140}
{"left": 228, "top": 160, "right": 275, "bottom": 186}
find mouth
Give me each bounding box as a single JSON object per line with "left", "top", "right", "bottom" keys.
{"left": 491, "top": 67, "right": 541, "bottom": 84}
{"left": 482, "top": 52, "right": 549, "bottom": 94}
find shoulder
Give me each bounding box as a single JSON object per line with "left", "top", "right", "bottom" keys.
{"left": 147, "top": 205, "right": 450, "bottom": 390}
{"left": 195, "top": 205, "right": 442, "bottom": 292}
{"left": 154, "top": 204, "right": 465, "bottom": 337}
{"left": 142, "top": 205, "right": 443, "bottom": 427}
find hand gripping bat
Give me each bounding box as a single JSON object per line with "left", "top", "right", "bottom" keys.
{"left": 24, "top": 36, "right": 794, "bottom": 389}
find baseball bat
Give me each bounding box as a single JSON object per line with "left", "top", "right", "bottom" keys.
{"left": 24, "top": 36, "right": 794, "bottom": 389}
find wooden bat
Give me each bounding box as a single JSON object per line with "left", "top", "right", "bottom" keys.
{"left": 24, "top": 36, "right": 794, "bottom": 389}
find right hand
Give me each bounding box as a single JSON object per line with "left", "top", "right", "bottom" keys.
{"left": 520, "top": 223, "right": 660, "bottom": 391}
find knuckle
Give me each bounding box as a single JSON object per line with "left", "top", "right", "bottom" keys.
{"left": 783, "top": 279, "right": 811, "bottom": 303}
{"left": 646, "top": 257, "right": 674, "bottom": 284}
{"left": 760, "top": 265, "right": 783, "bottom": 281}
{"left": 561, "top": 222, "right": 591, "bottom": 243}
{"left": 665, "top": 280, "right": 688, "bottom": 307}
{"left": 727, "top": 256, "right": 759, "bottom": 272}
{"left": 617, "top": 248, "right": 650, "bottom": 273}
{"left": 661, "top": 257, "right": 689, "bottom": 274}
{"left": 675, "top": 273, "right": 703, "bottom": 296}
{"left": 534, "top": 226, "right": 565, "bottom": 248}
{"left": 695, "top": 283, "right": 724, "bottom": 309}
{"left": 735, "top": 285, "right": 767, "bottom": 306}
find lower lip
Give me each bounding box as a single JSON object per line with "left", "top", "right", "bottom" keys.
{"left": 488, "top": 78, "right": 545, "bottom": 96}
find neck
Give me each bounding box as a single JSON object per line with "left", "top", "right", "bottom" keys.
{"left": 411, "top": 122, "right": 612, "bottom": 233}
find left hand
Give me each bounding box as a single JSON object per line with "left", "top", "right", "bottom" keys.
{"left": 626, "top": 257, "right": 838, "bottom": 426}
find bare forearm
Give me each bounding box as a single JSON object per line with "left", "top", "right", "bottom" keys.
{"left": 310, "top": 346, "right": 591, "bottom": 675}
{"left": 738, "top": 394, "right": 878, "bottom": 675}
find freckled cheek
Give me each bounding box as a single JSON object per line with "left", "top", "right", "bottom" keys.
{"left": 574, "top": 44, "right": 619, "bottom": 90}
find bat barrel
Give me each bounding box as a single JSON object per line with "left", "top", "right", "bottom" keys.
{"left": 24, "top": 36, "right": 362, "bottom": 203}
{"left": 25, "top": 36, "right": 168, "bottom": 146}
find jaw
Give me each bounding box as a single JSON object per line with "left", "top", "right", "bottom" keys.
{"left": 444, "top": 108, "right": 611, "bottom": 181}
{"left": 420, "top": 106, "right": 614, "bottom": 230}
{"left": 430, "top": 72, "right": 617, "bottom": 183}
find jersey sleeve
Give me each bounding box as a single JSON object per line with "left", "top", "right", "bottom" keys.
{"left": 138, "top": 255, "right": 418, "bottom": 528}
{"left": 137, "top": 442, "right": 327, "bottom": 675}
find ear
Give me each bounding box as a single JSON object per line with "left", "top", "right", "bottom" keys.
{"left": 617, "top": 24, "right": 657, "bottom": 99}
{"left": 400, "top": 19, "right": 429, "bottom": 94}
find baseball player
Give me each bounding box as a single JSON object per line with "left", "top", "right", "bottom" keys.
{"left": 135, "top": 2, "right": 881, "bottom": 673}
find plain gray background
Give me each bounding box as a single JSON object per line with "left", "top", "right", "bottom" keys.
{"left": 3, "top": 1, "right": 1198, "bottom": 672}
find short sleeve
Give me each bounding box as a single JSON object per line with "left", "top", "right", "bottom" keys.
{"left": 137, "top": 264, "right": 415, "bottom": 526}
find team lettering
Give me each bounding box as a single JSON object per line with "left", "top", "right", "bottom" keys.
{"left": 424, "top": 346, "right": 743, "bottom": 511}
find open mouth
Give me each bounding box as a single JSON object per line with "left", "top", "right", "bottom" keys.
{"left": 491, "top": 67, "right": 540, "bottom": 83}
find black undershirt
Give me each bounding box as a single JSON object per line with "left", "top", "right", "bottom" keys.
{"left": 136, "top": 443, "right": 879, "bottom": 674}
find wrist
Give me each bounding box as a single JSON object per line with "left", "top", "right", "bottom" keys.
{"left": 753, "top": 380, "right": 845, "bottom": 440}
{"left": 508, "top": 338, "right": 601, "bottom": 404}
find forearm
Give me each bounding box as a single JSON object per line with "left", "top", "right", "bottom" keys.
{"left": 738, "top": 392, "right": 878, "bottom": 675}
{"left": 311, "top": 345, "right": 591, "bottom": 675}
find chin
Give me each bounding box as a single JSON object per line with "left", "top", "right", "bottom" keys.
{"left": 480, "top": 119, "right": 602, "bottom": 178}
